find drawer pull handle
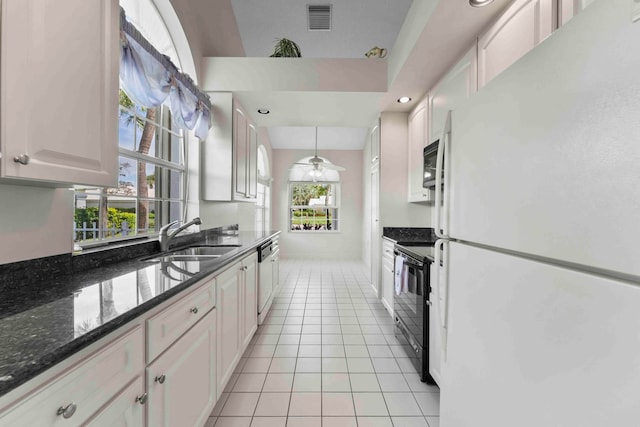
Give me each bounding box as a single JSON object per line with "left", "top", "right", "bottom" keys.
{"left": 57, "top": 403, "right": 77, "bottom": 419}
{"left": 135, "top": 393, "right": 148, "bottom": 405}
{"left": 13, "top": 154, "right": 30, "bottom": 165}
{"left": 190, "top": 307, "right": 199, "bottom": 314}
{"left": 243, "top": 266, "right": 249, "bottom": 271}
{"left": 155, "top": 374, "right": 166, "bottom": 384}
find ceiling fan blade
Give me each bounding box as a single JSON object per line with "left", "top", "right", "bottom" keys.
{"left": 323, "top": 163, "right": 346, "bottom": 171}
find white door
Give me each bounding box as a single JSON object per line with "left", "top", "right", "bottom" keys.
{"left": 147, "top": 309, "right": 217, "bottom": 427}
{"left": 441, "top": 242, "right": 640, "bottom": 427}
{"left": 370, "top": 165, "right": 380, "bottom": 297}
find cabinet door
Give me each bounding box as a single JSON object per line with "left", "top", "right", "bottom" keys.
{"left": 242, "top": 253, "right": 258, "bottom": 350}
{"left": 478, "top": 0, "right": 555, "bottom": 88}
{"left": 146, "top": 277, "right": 216, "bottom": 363}
{"left": 84, "top": 377, "right": 145, "bottom": 427}
{"left": 381, "top": 256, "right": 395, "bottom": 316}
{"left": 0, "top": 327, "right": 143, "bottom": 426}
{"left": 247, "top": 124, "right": 258, "bottom": 199}
{"left": 429, "top": 46, "right": 478, "bottom": 142}
{"left": 233, "top": 105, "right": 248, "bottom": 198}
{"left": 216, "top": 263, "right": 242, "bottom": 397}
{"left": 407, "top": 101, "right": 430, "bottom": 203}
{"left": 147, "top": 309, "right": 217, "bottom": 427}
{"left": 0, "top": 0, "right": 119, "bottom": 186}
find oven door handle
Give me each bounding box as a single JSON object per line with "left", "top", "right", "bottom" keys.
{"left": 394, "top": 251, "right": 424, "bottom": 268}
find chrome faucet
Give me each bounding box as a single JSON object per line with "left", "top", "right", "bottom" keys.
{"left": 158, "top": 217, "right": 202, "bottom": 252}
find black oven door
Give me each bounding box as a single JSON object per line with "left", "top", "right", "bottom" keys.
{"left": 393, "top": 252, "right": 427, "bottom": 348}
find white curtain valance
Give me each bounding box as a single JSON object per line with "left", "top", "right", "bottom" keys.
{"left": 119, "top": 8, "right": 211, "bottom": 139}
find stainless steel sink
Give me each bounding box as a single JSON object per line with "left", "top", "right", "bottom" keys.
{"left": 141, "top": 245, "right": 240, "bottom": 263}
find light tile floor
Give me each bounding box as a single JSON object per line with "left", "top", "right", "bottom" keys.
{"left": 206, "top": 260, "right": 440, "bottom": 427}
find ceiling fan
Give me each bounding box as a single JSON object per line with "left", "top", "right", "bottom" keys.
{"left": 292, "top": 127, "right": 346, "bottom": 173}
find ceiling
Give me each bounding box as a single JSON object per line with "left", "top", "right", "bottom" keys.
{"left": 268, "top": 127, "right": 370, "bottom": 150}
{"left": 168, "top": 0, "right": 513, "bottom": 150}
{"left": 229, "top": 0, "right": 413, "bottom": 59}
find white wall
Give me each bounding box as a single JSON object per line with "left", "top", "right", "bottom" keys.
{"left": 272, "top": 149, "right": 363, "bottom": 260}
{"left": 0, "top": 184, "right": 73, "bottom": 263}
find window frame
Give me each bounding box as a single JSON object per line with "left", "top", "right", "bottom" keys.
{"left": 288, "top": 181, "right": 341, "bottom": 233}
{"left": 73, "top": 101, "right": 187, "bottom": 247}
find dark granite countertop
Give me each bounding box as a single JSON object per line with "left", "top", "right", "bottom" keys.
{"left": 0, "top": 227, "right": 280, "bottom": 398}
{"left": 382, "top": 227, "right": 436, "bottom": 246}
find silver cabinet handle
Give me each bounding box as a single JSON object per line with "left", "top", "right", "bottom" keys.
{"left": 243, "top": 266, "right": 248, "bottom": 271}
{"left": 57, "top": 403, "right": 77, "bottom": 419}
{"left": 426, "top": 300, "right": 433, "bottom": 306}
{"left": 190, "top": 307, "right": 199, "bottom": 314}
{"left": 13, "top": 154, "right": 30, "bottom": 165}
{"left": 155, "top": 374, "right": 166, "bottom": 384}
{"left": 135, "top": 393, "right": 148, "bottom": 405}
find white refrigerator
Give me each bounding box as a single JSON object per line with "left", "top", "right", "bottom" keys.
{"left": 434, "top": 0, "right": 640, "bottom": 425}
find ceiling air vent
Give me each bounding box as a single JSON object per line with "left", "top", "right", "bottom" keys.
{"left": 308, "top": 4, "right": 332, "bottom": 31}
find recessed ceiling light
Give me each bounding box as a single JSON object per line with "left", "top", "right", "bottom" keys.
{"left": 257, "top": 108, "right": 270, "bottom": 115}
{"left": 397, "top": 96, "right": 412, "bottom": 104}
{"left": 469, "top": 0, "right": 494, "bottom": 7}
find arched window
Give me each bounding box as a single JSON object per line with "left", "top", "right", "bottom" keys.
{"left": 288, "top": 159, "right": 341, "bottom": 232}
{"left": 74, "top": 1, "right": 194, "bottom": 245}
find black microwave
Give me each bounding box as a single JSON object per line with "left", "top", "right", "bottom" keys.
{"left": 423, "top": 139, "right": 442, "bottom": 188}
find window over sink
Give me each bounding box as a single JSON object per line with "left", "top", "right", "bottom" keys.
{"left": 73, "top": 0, "right": 190, "bottom": 246}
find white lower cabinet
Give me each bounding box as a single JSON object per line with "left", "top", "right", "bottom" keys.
{"left": 216, "top": 263, "right": 242, "bottom": 398}
{"left": 216, "top": 253, "right": 258, "bottom": 397}
{"left": 381, "top": 239, "right": 395, "bottom": 315}
{"left": 84, "top": 376, "right": 145, "bottom": 427}
{"left": 147, "top": 309, "right": 217, "bottom": 427}
{"left": 0, "top": 251, "right": 263, "bottom": 427}
{"left": 242, "top": 253, "right": 258, "bottom": 350}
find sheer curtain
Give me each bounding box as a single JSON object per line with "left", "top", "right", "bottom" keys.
{"left": 119, "top": 8, "right": 211, "bottom": 139}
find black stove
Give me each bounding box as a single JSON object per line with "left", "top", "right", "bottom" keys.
{"left": 393, "top": 243, "right": 437, "bottom": 384}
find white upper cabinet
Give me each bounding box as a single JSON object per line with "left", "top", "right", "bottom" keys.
{"left": 407, "top": 99, "right": 430, "bottom": 203}
{"left": 201, "top": 93, "right": 258, "bottom": 202}
{"left": 478, "top": 0, "right": 556, "bottom": 88}
{"left": 0, "top": 0, "right": 119, "bottom": 187}
{"left": 429, "top": 46, "right": 478, "bottom": 142}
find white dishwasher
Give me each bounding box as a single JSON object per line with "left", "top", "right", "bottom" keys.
{"left": 257, "top": 240, "right": 273, "bottom": 324}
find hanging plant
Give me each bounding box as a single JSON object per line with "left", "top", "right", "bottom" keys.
{"left": 270, "top": 38, "right": 302, "bottom": 57}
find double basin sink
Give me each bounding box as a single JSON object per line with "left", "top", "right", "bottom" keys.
{"left": 142, "top": 244, "right": 242, "bottom": 263}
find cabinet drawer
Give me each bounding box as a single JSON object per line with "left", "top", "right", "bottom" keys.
{"left": 382, "top": 241, "right": 395, "bottom": 263}
{"left": 147, "top": 277, "right": 216, "bottom": 362}
{"left": 0, "top": 326, "right": 143, "bottom": 426}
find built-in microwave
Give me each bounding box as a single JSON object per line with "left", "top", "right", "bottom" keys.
{"left": 423, "top": 139, "right": 441, "bottom": 188}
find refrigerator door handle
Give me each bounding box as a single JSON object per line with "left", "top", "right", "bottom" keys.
{"left": 434, "top": 239, "right": 449, "bottom": 360}
{"left": 435, "top": 110, "right": 452, "bottom": 239}
{"left": 441, "top": 239, "right": 450, "bottom": 361}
